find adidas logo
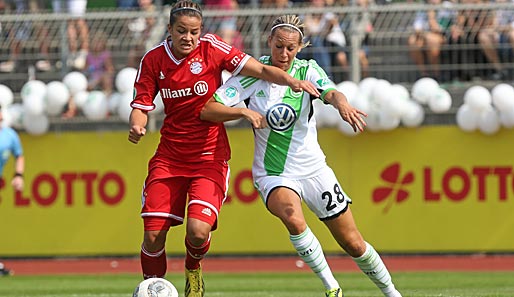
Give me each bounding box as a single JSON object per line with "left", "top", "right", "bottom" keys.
{"left": 159, "top": 71, "right": 165, "bottom": 79}
{"left": 201, "top": 208, "right": 212, "bottom": 216}
{"left": 256, "top": 90, "right": 266, "bottom": 97}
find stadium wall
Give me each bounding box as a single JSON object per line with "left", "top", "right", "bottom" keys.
{"left": 1, "top": 127, "right": 513, "bottom": 257}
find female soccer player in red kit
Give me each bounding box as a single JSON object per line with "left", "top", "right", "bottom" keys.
{"left": 127, "top": 1, "right": 319, "bottom": 296}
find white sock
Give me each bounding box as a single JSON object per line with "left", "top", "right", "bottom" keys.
{"left": 352, "top": 242, "right": 401, "bottom": 297}
{"left": 290, "top": 226, "right": 340, "bottom": 290}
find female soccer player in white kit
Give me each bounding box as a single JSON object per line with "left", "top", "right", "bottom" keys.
{"left": 201, "top": 14, "right": 403, "bottom": 297}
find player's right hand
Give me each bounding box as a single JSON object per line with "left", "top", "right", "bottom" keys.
{"left": 128, "top": 125, "right": 146, "bottom": 144}
{"left": 242, "top": 109, "right": 267, "bottom": 129}
{"left": 290, "top": 79, "right": 320, "bottom": 98}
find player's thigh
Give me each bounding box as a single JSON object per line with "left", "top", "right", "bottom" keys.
{"left": 267, "top": 187, "right": 303, "bottom": 217}
{"left": 187, "top": 162, "right": 229, "bottom": 230}
{"left": 142, "top": 177, "right": 189, "bottom": 231}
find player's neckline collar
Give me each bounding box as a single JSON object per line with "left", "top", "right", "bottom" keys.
{"left": 165, "top": 39, "right": 185, "bottom": 65}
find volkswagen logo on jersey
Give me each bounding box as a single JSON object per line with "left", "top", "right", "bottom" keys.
{"left": 266, "top": 103, "right": 297, "bottom": 132}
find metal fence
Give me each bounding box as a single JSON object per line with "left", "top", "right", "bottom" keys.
{"left": 1, "top": 2, "right": 513, "bottom": 128}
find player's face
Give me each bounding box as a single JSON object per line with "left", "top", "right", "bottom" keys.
{"left": 168, "top": 15, "right": 202, "bottom": 59}
{"left": 268, "top": 29, "right": 302, "bottom": 71}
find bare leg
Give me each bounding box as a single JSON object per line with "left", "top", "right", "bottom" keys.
{"left": 324, "top": 208, "right": 402, "bottom": 297}
{"left": 267, "top": 188, "right": 340, "bottom": 291}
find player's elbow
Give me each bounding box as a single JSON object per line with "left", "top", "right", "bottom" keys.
{"left": 199, "top": 105, "right": 217, "bottom": 122}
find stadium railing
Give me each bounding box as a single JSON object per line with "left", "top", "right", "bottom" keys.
{"left": 0, "top": 2, "right": 513, "bottom": 129}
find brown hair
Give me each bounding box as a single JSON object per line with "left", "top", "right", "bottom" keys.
{"left": 270, "top": 15, "right": 310, "bottom": 48}
{"left": 169, "top": 0, "right": 203, "bottom": 25}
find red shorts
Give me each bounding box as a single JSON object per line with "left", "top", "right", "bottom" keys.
{"left": 141, "top": 157, "right": 229, "bottom": 232}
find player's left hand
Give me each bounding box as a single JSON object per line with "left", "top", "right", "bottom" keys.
{"left": 290, "top": 79, "right": 320, "bottom": 97}
{"left": 12, "top": 176, "right": 23, "bottom": 192}
{"left": 339, "top": 106, "right": 367, "bottom": 132}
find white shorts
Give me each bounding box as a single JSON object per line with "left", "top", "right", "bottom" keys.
{"left": 254, "top": 166, "right": 352, "bottom": 220}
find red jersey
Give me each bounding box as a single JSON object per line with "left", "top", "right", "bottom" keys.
{"left": 131, "top": 34, "right": 250, "bottom": 163}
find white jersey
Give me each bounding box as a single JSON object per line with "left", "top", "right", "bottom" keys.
{"left": 213, "top": 57, "right": 337, "bottom": 179}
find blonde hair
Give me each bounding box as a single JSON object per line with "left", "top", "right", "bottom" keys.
{"left": 270, "top": 15, "right": 310, "bottom": 48}
{"left": 169, "top": 0, "right": 203, "bottom": 25}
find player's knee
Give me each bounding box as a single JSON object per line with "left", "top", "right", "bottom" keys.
{"left": 143, "top": 231, "right": 167, "bottom": 252}
{"left": 186, "top": 220, "right": 211, "bottom": 246}
{"left": 283, "top": 218, "right": 307, "bottom": 235}
{"left": 344, "top": 240, "right": 367, "bottom": 257}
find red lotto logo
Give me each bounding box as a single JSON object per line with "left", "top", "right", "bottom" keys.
{"left": 372, "top": 163, "right": 414, "bottom": 213}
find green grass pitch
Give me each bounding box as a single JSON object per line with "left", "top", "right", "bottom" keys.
{"left": 0, "top": 271, "right": 513, "bottom": 296}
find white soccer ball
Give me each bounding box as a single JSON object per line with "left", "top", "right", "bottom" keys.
{"left": 133, "top": 278, "right": 178, "bottom": 297}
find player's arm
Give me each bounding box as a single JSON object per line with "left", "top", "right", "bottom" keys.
{"left": 239, "top": 57, "right": 320, "bottom": 97}
{"left": 128, "top": 108, "right": 148, "bottom": 144}
{"left": 323, "top": 90, "right": 367, "bottom": 132}
{"left": 11, "top": 155, "right": 24, "bottom": 191}
{"left": 200, "top": 97, "right": 266, "bottom": 129}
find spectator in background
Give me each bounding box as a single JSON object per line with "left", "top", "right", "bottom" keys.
{"left": 261, "top": 0, "right": 291, "bottom": 8}
{"left": 127, "top": 0, "right": 156, "bottom": 68}
{"left": 448, "top": 0, "right": 487, "bottom": 81}
{"left": 85, "top": 30, "right": 114, "bottom": 94}
{"left": 52, "top": 0, "right": 89, "bottom": 70}
{"left": 117, "top": 0, "right": 137, "bottom": 9}
{"left": 63, "top": 30, "right": 114, "bottom": 118}
{"left": 408, "top": 0, "right": 454, "bottom": 80}
{"left": 476, "top": 0, "right": 514, "bottom": 80}
{"left": 202, "top": 0, "right": 242, "bottom": 48}
{"left": 301, "top": 0, "right": 338, "bottom": 78}
{"left": 0, "top": 0, "right": 51, "bottom": 73}
{"left": 496, "top": 0, "right": 514, "bottom": 69}
{"left": 336, "top": 0, "right": 372, "bottom": 81}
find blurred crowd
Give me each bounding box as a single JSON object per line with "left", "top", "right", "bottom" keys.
{"left": 1, "top": 0, "right": 514, "bottom": 119}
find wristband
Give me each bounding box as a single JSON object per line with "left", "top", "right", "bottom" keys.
{"left": 14, "top": 173, "right": 23, "bottom": 178}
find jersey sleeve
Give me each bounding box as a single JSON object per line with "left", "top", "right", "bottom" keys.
{"left": 9, "top": 129, "right": 23, "bottom": 158}
{"left": 131, "top": 50, "right": 158, "bottom": 112}
{"left": 213, "top": 75, "right": 258, "bottom": 107}
{"left": 202, "top": 34, "right": 251, "bottom": 76}
{"left": 306, "top": 59, "right": 337, "bottom": 103}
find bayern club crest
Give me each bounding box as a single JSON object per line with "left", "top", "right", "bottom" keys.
{"left": 189, "top": 58, "right": 203, "bottom": 74}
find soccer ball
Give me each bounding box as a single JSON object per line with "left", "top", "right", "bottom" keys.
{"left": 133, "top": 278, "right": 179, "bottom": 297}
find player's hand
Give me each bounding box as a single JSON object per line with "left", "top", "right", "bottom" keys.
{"left": 290, "top": 79, "right": 320, "bottom": 97}
{"left": 12, "top": 176, "right": 23, "bottom": 192}
{"left": 339, "top": 105, "right": 367, "bottom": 132}
{"left": 128, "top": 125, "right": 146, "bottom": 144}
{"left": 242, "top": 109, "right": 267, "bottom": 129}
